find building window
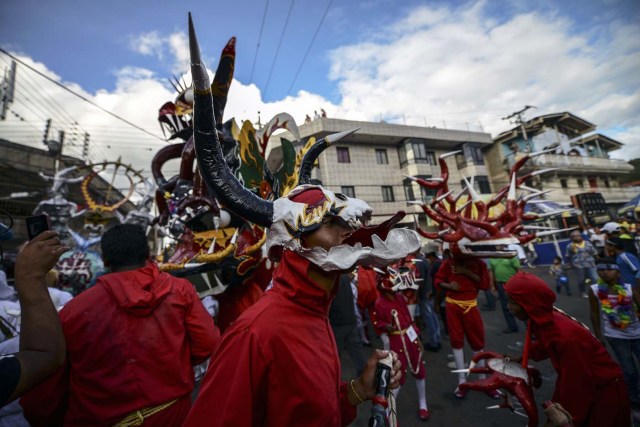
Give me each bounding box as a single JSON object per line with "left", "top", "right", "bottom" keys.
{"left": 469, "top": 146, "right": 485, "bottom": 165}
{"left": 577, "top": 178, "right": 584, "bottom": 188}
{"left": 588, "top": 176, "right": 597, "bottom": 189}
{"left": 459, "top": 176, "right": 491, "bottom": 194}
{"left": 455, "top": 153, "right": 467, "bottom": 169}
{"left": 417, "top": 175, "right": 436, "bottom": 201}
{"left": 336, "top": 147, "right": 350, "bottom": 163}
{"left": 375, "top": 149, "right": 388, "bottom": 165}
{"left": 604, "top": 178, "right": 610, "bottom": 188}
{"left": 403, "top": 178, "right": 415, "bottom": 202}
{"left": 398, "top": 144, "right": 408, "bottom": 167}
{"left": 340, "top": 186, "right": 355, "bottom": 198}
{"left": 411, "top": 141, "right": 436, "bottom": 165}
{"left": 560, "top": 179, "right": 568, "bottom": 189}
{"left": 381, "top": 186, "right": 395, "bottom": 202}
{"left": 476, "top": 176, "right": 491, "bottom": 194}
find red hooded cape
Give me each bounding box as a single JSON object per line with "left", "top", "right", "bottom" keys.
{"left": 183, "top": 250, "right": 357, "bottom": 427}
{"left": 21, "top": 263, "right": 219, "bottom": 427}
{"left": 505, "top": 272, "right": 628, "bottom": 426}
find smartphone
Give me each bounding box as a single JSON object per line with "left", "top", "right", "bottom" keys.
{"left": 26, "top": 213, "right": 51, "bottom": 240}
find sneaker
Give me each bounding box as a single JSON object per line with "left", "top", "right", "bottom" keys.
{"left": 454, "top": 387, "right": 467, "bottom": 399}
{"left": 485, "top": 389, "right": 501, "bottom": 399}
{"left": 419, "top": 409, "right": 431, "bottom": 421}
{"left": 581, "top": 292, "right": 589, "bottom": 298}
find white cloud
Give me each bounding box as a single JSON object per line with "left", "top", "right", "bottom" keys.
{"left": 328, "top": 4, "right": 640, "bottom": 152}
{"left": 1, "top": 0, "right": 638, "bottom": 191}
{"left": 128, "top": 31, "right": 164, "bottom": 59}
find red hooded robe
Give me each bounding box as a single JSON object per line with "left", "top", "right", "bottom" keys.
{"left": 182, "top": 250, "right": 357, "bottom": 427}
{"left": 21, "top": 262, "right": 219, "bottom": 427}
{"left": 505, "top": 272, "right": 629, "bottom": 427}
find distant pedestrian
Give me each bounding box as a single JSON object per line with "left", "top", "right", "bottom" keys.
{"left": 589, "top": 258, "right": 640, "bottom": 421}
{"left": 565, "top": 229, "right": 598, "bottom": 298}
{"left": 488, "top": 246, "right": 521, "bottom": 334}
{"left": 314, "top": 110, "right": 319, "bottom": 120}
{"left": 304, "top": 114, "right": 311, "bottom": 123}
{"left": 602, "top": 222, "right": 638, "bottom": 256}
{"left": 590, "top": 226, "right": 606, "bottom": 257}
{"left": 605, "top": 237, "right": 640, "bottom": 287}
{"left": 549, "top": 256, "right": 571, "bottom": 295}
{"left": 321, "top": 108, "right": 327, "bottom": 118}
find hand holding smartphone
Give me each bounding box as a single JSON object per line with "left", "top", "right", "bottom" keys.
{"left": 26, "top": 214, "right": 51, "bottom": 240}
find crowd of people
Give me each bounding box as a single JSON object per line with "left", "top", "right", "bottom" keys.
{"left": 2, "top": 208, "right": 640, "bottom": 427}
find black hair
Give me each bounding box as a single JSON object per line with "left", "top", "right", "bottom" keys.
{"left": 101, "top": 224, "right": 149, "bottom": 269}
{"left": 426, "top": 251, "right": 438, "bottom": 258}
{"left": 596, "top": 257, "right": 617, "bottom": 265}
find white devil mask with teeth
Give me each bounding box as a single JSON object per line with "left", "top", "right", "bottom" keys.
{"left": 188, "top": 15, "right": 420, "bottom": 272}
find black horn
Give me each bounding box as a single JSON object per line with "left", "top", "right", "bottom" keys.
{"left": 189, "top": 13, "right": 274, "bottom": 227}
{"left": 298, "top": 128, "right": 359, "bottom": 185}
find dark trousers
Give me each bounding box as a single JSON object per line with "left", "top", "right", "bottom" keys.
{"left": 496, "top": 281, "right": 519, "bottom": 332}
{"left": 332, "top": 324, "right": 366, "bottom": 376}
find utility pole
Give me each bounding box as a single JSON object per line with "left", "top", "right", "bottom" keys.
{"left": 82, "top": 132, "right": 91, "bottom": 163}
{"left": 0, "top": 60, "right": 16, "bottom": 120}
{"left": 43, "top": 119, "right": 52, "bottom": 145}
{"left": 502, "top": 105, "right": 536, "bottom": 141}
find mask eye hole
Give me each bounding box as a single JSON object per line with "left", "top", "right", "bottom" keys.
{"left": 335, "top": 193, "right": 348, "bottom": 201}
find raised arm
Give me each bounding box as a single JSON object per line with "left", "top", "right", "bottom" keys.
{"left": 8, "top": 231, "right": 68, "bottom": 402}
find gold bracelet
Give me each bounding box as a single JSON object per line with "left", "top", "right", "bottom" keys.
{"left": 350, "top": 379, "right": 364, "bottom": 403}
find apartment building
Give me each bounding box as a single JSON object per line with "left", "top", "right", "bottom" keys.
{"left": 484, "top": 112, "right": 637, "bottom": 211}
{"left": 267, "top": 118, "right": 493, "bottom": 227}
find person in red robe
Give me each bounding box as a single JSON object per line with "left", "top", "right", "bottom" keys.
{"left": 20, "top": 224, "right": 220, "bottom": 426}
{"left": 184, "top": 16, "right": 422, "bottom": 424}
{"left": 434, "top": 256, "right": 499, "bottom": 399}
{"left": 505, "top": 272, "right": 630, "bottom": 426}
{"left": 182, "top": 188, "right": 409, "bottom": 427}
{"left": 372, "top": 264, "right": 430, "bottom": 421}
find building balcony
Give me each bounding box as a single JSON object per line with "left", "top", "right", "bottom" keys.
{"left": 505, "top": 153, "right": 633, "bottom": 174}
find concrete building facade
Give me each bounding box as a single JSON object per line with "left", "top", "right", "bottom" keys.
{"left": 484, "top": 112, "right": 637, "bottom": 211}
{"left": 268, "top": 118, "right": 493, "bottom": 227}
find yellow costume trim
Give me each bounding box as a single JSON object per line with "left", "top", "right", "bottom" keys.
{"left": 112, "top": 398, "right": 178, "bottom": 427}
{"left": 445, "top": 296, "right": 477, "bottom": 314}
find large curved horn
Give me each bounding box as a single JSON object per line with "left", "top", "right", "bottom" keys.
{"left": 189, "top": 13, "right": 273, "bottom": 227}
{"left": 297, "top": 128, "right": 359, "bottom": 185}
{"left": 211, "top": 36, "right": 236, "bottom": 125}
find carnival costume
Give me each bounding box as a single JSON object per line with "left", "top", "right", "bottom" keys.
{"left": 507, "top": 272, "right": 630, "bottom": 426}
{"left": 182, "top": 14, "right": 420, "bottom": 427}
{"left": 372, "top": 261, "right": 430, "bottom": 421}
{"left": 408, "top": 147, "right": 576, "bottom": 423}
{"left": 21, "top": 262, "right": 219, "bottom": 426}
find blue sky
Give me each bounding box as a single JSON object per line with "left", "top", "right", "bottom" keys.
{"left": 0, "top": 0, "right": 638, "bottom": 173}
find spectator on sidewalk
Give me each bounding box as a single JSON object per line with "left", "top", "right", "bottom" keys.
{"left": 488, "top": 247, "right": 521, "bottom": 334}
{"left": 605, "top": 237, "right": 640, "bottom": 287}
{"left": 589, "top": 258, "right": 640, "bottom": 422}
{"left": 565, "top": 229, "right": 598, "bottom": 298}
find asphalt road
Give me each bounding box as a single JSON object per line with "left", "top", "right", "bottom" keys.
{"left": 340, "top": 266, "right": 615, "bottom": 427}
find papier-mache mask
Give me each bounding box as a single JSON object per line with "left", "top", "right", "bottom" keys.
{"left": 187, "top": 13, "right": 420, "bottom": 271}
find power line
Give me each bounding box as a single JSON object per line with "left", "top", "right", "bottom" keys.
{"left": 287, "top": 0, "right": 333, "bottom": 95}
{"left": 250, "top": 0, "right": 270, "bottom": 84}
{"left": 262, "top": 0, "right": 296, "bottom": 98}
{"left": 0, "top": 49, "right": 166, "bottom": 142}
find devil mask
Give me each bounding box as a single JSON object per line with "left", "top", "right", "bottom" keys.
{"left": 188, "top": 14, "right": 420, "bottom": 271}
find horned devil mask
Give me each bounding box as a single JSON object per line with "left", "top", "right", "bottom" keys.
{"left": 188, "top": 14, "right": 420, "bottom": 271}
